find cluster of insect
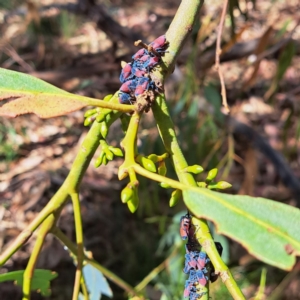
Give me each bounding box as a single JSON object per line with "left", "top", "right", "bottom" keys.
{"left": 180, "top": 214, "right": 223, "bottom": 300}
{"left": 118, "top": 35, "right": 168, "bottom": 105}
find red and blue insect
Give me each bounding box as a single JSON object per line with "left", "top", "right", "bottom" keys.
{"left": 119, "top": 63, "right": 134, "bottom": 83}
{"left": 118, "top": 92, "right": 132, "bottom": 104}
{"left": 118, "top": 35, "right": 168, "bottom": 104}
{"left": 180, "top": 212, "right": 219, "bottom": 299}
{"left": 180, "top": 214, "right": 191, "bottom": 240}
{"left": 149, "top": 35, "right": 168, "bottom": 54}
{"left": 184, "top": 269, "right": 208, "bottom": 299}
{"left": 120, "top": 80, "right": 137, "bottom": 94}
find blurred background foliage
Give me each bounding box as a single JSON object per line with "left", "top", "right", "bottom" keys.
{"left": 0, "top": 0, "right": 300, "bottom": 299}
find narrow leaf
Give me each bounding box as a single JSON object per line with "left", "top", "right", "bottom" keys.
{"left": 0, "top": 68, "right": 105, "bottom": 118}
{"left": 183, "top": 188, "right": 300, "bottom": 270}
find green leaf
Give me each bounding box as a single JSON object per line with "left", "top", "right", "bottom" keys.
{"left": 0, "top": 68, "right": 107, "bottom": 118}
{"left": 83, "top": 264, "right": 113, "bottom": 299}
{"left": 183, "top": 188, "right": 300, "bottom": 270}
{"left": 0, "top": 269, "right": 58, "bottom": 296}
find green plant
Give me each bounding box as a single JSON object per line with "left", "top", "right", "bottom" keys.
{"left": 0, "top": 1, "right": 299, "bottom": 300}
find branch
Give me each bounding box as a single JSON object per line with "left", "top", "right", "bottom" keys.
{"left": 215, "top": 0, "right": 230, "bottom": 113}
{"left": 52, "top": 227, "right": 142, "bottom": 298}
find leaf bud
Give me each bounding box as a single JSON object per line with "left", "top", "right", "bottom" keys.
{"left": 158, "top": 161, "right": 167, "bottom": 176}
{"left": 206, "top": 168, "right": 218, "bottom": 182}
{"left": 103, "top": 94, "right": 113, "bottom": 102}
{"left": 94, "top": 151, "right": 105, "bottom": 168}
{"left": 147, "top": 154, "right": 158, "bottom": 163}
{"left": 100, "top": 122, "right": 108, "bottom": 138}
{"left": 104, "top": 148, "right": 114, "bottom": 161}
{"left": 197, "top": 181, "right": 207, "bottom": 188}
{"left": 185, "top": 165, "right": 204, "bottom": 174}
{"left": 208, "top": 181, "right": 232, "bottom": 190}
{"left": 169, "top": 189, "right": 182, "bottom": 207}
{"left": 121, "top": 186, "right": 134, "bottom": 203}
{"left": 109, "top": 147, "right": 123, "bottom": 157}
{"left": 127, "top": 190, "right": 139, "bottom": 213}
{"left": 136, "top": 155, "right": 157, "bottom": 173}
{"left": 84, "top": 108, "right": 97, "bottom": 118}
{"left": 160, "top": 182, "right": 172, "bottom": 189}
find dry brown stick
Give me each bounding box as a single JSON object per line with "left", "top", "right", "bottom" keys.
{"left": 215, "top": 0, "right": 230, "bottom": 114}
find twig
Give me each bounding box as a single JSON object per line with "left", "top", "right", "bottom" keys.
{"left": 215, "top": 0, "right": 230, "bottom": 114}
{"left": 71, "top": 192, "right": 85, "bottom": 300}
{"left": 22, "top": 214, "right": 57, "bottom": 300}
{"left": 135, "top": 246, "right": 179, "bottom": 292}
{"left": 52, "top": 227, "right": 142, "bottom": 298}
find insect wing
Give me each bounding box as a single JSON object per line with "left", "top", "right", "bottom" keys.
{"left": 150, "top": 35, "right": 167, "bottom": 49}
{"left": 118, "top": 92, "right": 131, "bottom": 104}
{"left": 120, "top": 63, "right": 133, "bottom": 83}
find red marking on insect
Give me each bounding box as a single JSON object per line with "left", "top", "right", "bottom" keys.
{"left": 188, "top": 259, "right": 197, "bottom": 269}
{"left": 194, "top": 270, "right": 207, "bottom": 286}
{"left": 132, "top": 67, "right": 146, "bottom": 77}
{"left": 144, "top": 56, "right": 160, "bottom": 69}
{"left": 120, "top": 80, "right": 137, "bottom": 94}
{"left": 184, "top": 284, "right": 193, "bottom": 298}
{"left": 134, "top": 77, "right": 150, "bottom": 96}
{"left": 139, "top": 54, "right": 150, "bottom": 63}
{"left": 180, "top": 214, "right": 191, "bottom": 240}
{"left": 132, "top": 48, "right": 147, "bottom": 60}
{"left": 120, "top": 63, "right": 133, "bottom": 83}
{"left": 196, "top": 254, "right": 206, "bottom": 269}
{"left": 150, "top": 35, "right": 167, "bottom": 50}
{"left": 198, "top": 277, "right": 207, "bottom": 286}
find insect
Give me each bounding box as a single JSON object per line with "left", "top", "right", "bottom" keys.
{"left": 134, "top": 77, "right": 153, "bottom": 96}
{"left": 131, "top": 66, "right": 146, "bottom": 78}
{"left": 180, "top": 213, "right": 191, "bottom": 240}
{"left": 132, "top": 48, "right": 148, "bottom": 60}
{"left": 118, "top": 92, "right": 132, "bottom": 104}
{"left": 120, "top": 80, "right": 137, "bottom": 94}
{"left": 150, "top": 35, "right": 168, "bottom": 53}
{"left": 189, "top": 291, "right": 205, "bottom": 300}
{"left": 138, "top": 54, "right": 151, "bottom": 64}
{"left": 143, "top": 56, "right": 160, "bottom": 70}
{"left": 189, "top": 270, "right": 208, "bottom": 287}
{"left": 196, "top": 251, "right": 208, "bottom": 270}
{"left": 184, "top": 281, "right": 194, "bottom": 298}
{"left": 120, "top": 63, "right": 133, "bottom": 83}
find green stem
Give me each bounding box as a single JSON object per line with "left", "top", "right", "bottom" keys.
{"left": 135, "top": 246, "right": 179, "bottom": 292}
{"left": 192, "top": 218, "right": 245, "bottom": 300}
{"left": 119, "top": 111, "right": 142, "bottom": 179}
{"left": 73, "top": 93, "right": 134, "bottom": 113}
{"left": 71, "top": 192, "right": 85, "bottom": 300}
{"left": 22, "top": 214, "right": 56, "bottom": 299}
{"left": 153, "top": 94, "right": 245, "bottom": 299}
{"left": 0, "top": 112, "right": 121, "bottom": 266}
{"left": 0, "top": 187, "right": 68, "bottom": 266}
{"left": 52, "top": 227, "right": 141, "bottom": 298}
{"left": 148, "top": 0, "right": 245, "bottom": 297}
{"left": 80, "top": 276, "right": 89, "bottom": 300}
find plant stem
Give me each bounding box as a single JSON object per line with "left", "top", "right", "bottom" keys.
{"left": 52, "top": 227, "right": 142, "bottom": 298}
{"left": 192, "top": 217, "right": 246, "bottom": 300}
{"left": 135, "top": 246, "right": 179, "bottom": 292}
{"left": 150, "top": 0, "right": 245, "bottom": 297}
{"left": 163, "top": 0, "right": 204, "bottom": 76}
{"left": 0, "top": 114, "right": 112, "bottom": 266}
{"left": 119, "top": 111, "right": 142, "bottom": 179}
{"left": 70, "top": 92, "right": 135, "bottom": 113}
{"left": 71, "top": 192, "right": 85, "bottom": 300}
{"left": 22, "top": 214, "right": 56, "bottom": 300}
